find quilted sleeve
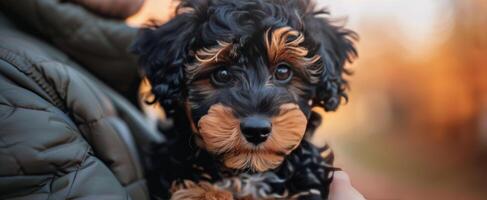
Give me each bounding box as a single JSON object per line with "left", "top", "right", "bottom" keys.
{"left": 0, "top": 0, "right": 140, "bottom": 101}
{"left": 0, "top": 54, "right": 130, "bottom": 200}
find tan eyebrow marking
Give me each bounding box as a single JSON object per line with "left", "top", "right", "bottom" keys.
{"left": 195, "top": 41, "right": 234, "bottom": 63}
{"left": 264, "top": 26, "right": 322, "bottom": 83}
{"left": 185, "top": 41, "right": 235, "bottom": 83}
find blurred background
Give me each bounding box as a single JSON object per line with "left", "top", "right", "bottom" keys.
{"left": 128, "top": 0, "right": 487, "bottom": 199}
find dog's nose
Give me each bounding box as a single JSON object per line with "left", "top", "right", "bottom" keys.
{"left": 240, "top": 116, "right": 272, "bottom": 145}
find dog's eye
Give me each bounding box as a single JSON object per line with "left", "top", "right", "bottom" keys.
{"left": 274, "top": 64, "right": 293, "bottom": 82}
{"left": 212, "top": 68, "right": 232, "bottom": 85}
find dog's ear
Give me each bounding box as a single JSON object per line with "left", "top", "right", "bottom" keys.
{"left": 301, "top": 7, "right": 358, "bottom": 112}
{"left": 131, "top": 9, "right": 201, "bottom": 115}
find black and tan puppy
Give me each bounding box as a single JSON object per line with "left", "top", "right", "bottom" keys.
{"left": 132, "top": 0, "right": 357, "bottom": 199}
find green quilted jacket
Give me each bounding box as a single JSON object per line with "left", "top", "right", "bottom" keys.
{"left": 0, "top": 0, "right": 163, "bottom": 199}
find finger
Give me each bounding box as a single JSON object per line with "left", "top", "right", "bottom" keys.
{"left": 329, "top": 171, "right": 366, "bottom": 200}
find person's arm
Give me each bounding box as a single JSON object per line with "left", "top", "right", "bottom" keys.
{"left": 0, "top": 0, "right": 141, "bottom": 103}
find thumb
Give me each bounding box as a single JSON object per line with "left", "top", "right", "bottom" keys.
{"left": 328, "top": 171, "right": 366, "bottom": 200}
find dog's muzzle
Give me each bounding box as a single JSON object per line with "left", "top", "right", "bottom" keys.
{"left": 197, "top": 103, "right": 307, "bottom": 172}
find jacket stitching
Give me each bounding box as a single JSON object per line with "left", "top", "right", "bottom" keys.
{"left": 65, "top": 145, "right": 91, "bottom": 199}
{"left": 0, "top": 48, "right": 67, "bottom": 111}
{"left": 0, "top": 102, "right": 49, "bottom": 113}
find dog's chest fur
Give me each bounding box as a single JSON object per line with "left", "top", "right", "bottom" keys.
{"left": 147, "top": 114, "right": 335, "bottom": 200}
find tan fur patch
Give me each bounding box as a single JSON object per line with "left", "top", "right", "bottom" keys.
{"left": 185, "top": 41, "right": 235, "bottom": 83}
{"left": 171, "top": 180, "right": 233, "bottom": 200}
{"left": 264, "top": 27, "right": 321, "bottom": 83}
{"left": 197, "top": 104, "right": 242, "bottom": 154}
{"left": 196, "top": 41, "right": 234, "bottom": 63}
{"left": 198, "top": 103, "right": 307, "bottom": 172}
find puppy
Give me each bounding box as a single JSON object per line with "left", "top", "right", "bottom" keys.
{"left": 132, "top": 0, "right": 357, "bottom": 199}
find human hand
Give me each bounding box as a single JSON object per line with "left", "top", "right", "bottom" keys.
{"left": 328, "top": 171, "right": 366, "bottom": 200}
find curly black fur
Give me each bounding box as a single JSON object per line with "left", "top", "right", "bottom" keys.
{"left": 132, "top": 0, "right": 357, "bottom": 114}
{"left": 132, "top": 0, "right": 357, "bottom": 199}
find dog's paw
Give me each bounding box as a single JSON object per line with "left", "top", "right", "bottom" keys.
{"left": 171, "top": 180, "right": 233, "bottom": 200}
